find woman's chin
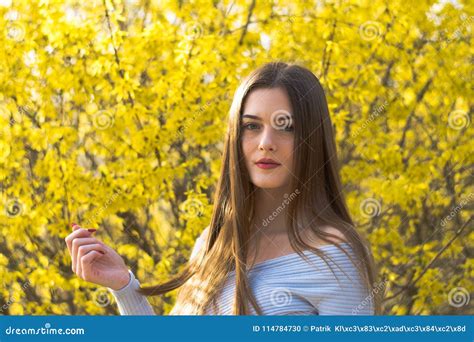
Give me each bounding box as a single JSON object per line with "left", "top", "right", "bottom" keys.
{"left": 251, "top": 179, "right": 287, "bottom": 190}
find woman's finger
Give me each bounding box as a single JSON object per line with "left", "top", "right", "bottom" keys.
{"left": 71, "top": 237, "right": 102, "bottom": 273}
{"left": 72, "top": 223, "right": 96, "bottom": 233}
{"left": 65, "top": 227, "right": 97, "bottom": 255}
{"left": 80, "top": 251, "right": 104, "bottom": 281}
{"left": 76, "top": 243, "right": 106, "bottom": 278}
{"left": 72, "top": 223, "right": 94, "bottom": 232}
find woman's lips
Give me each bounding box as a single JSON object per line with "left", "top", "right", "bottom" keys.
{"left": 255, "top": 162, "right": 281, "bottom": 169}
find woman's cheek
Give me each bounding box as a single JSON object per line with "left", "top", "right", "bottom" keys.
{"left": 242, "top": 142, "right": 253, "bottom": 167}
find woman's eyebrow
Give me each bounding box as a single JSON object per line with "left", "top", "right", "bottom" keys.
{"left": 242, "top": 114, "right": 262, "bottom": 120}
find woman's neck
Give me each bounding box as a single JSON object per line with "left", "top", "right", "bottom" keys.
{"left": 252, "top": 186, "right": 294, "bottom": 235}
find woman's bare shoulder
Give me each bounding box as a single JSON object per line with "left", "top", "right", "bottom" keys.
{"left": 301, "top": 225, "right": 348, "bottom": 248}
{"left": 200, "top": 225, "right": 210, "bottom": 241}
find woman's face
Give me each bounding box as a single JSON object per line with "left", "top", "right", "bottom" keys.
{"left": 241, "top": 87, "right": 295, "bottom": 190}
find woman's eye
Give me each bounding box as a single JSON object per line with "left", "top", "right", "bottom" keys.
{"left": 243, "top": 123, "right": 259, "bottom": 130}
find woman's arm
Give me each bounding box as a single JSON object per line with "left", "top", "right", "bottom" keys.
{"left": 65, "top": 224, "right": 155, "bottom": 315}
{"left": 299, "top": 243, "right": 375, "bottom": 315}
{"left": 109, "top": 227, "right": 210, "bottom": 315}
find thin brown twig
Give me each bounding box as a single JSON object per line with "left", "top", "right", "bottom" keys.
{"left": 102, "top": 0, "right": 143, "bottom": 130}
{"left": 383, "top": 216, "right": 473, "bottom": 302}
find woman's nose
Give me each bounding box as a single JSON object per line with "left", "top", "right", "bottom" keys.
{"left": 258, "top": 127, "right": 276, "bottom": 152}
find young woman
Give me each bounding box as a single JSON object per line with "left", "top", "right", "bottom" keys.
{"left": 65, "top": 62, "right": 380, "bottom": 315}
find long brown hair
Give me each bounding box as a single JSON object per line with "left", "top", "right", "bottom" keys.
{"left": 138, "top": 61, "right": 381, "bottom": 315}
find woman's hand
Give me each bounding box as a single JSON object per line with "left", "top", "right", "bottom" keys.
{"left": 65, "top": 223, "right": 131, "bottom": 290}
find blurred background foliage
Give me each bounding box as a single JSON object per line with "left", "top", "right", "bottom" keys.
{"left": 0, "top": 0, "right": 472, "bottom": 315}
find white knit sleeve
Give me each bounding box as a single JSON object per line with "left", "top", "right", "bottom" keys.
{"left": 109, "top": 228, "right": 209, "bottom": 315}
{"left": 107, "top": 269, "right": 156, "bottom": 315}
